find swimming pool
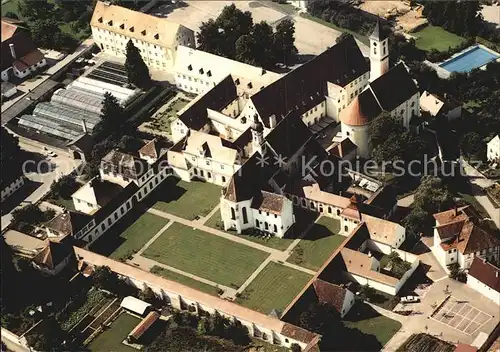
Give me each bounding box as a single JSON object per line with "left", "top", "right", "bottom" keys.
{"left": 439, "top": 45, "right": 500, "bottom": 73}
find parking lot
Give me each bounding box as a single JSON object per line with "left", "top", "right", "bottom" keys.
{"left": 148, "top": 1, "right": 368, "bottom": 56}
{"left": 432, "top": 298, "right": 492, "bottom": 335}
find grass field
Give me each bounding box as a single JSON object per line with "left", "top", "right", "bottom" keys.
{"left": 236, "top": 262, "right": 312, "bottom": 314}
{"left": 414, "top": 25, "right": 466, "bottom": 52}
{"left": 89, "top": 312, "right": 139, "bottom": 352}
{"left": 143, "top": 222, "right": 269, "bottom": 288}
{"left": 300, "top": 13, "right": 369, "bottom": 45}
{"left": 150, "top": 266, "right": 220, "bottom": 296}
{"left": 204, "top": 211, "right": 295, "bottom": 251}
{"left": 146, "top": 98, "right": 190, "bottom": 134}
{"left": 151, "top": 178, "right": 221, "bottom": 220}
{"left": 109, "top": 213, "right": 169, "bottom": 261}
{"left": 344, "top": 303, "right": 402, "bottom": 347}
{"left": 287, "top": 217, "right": 344, "bottom": 271}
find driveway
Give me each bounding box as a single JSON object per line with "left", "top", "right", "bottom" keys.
{"left": 1, "top": 139, "right": 82, "bottom": 231}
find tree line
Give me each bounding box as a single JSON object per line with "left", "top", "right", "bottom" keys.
{"left": 197, "top": 4, "right": 298, "bottom": 68}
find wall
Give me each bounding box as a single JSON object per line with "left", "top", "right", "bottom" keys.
{"left": 73, "top": 196, "right": 99, "bottom": 214}
{"left": 301, "top": 101, "right": 326, "bottom": 127}
{"left": 467, "top": 275, "right": 500, "bottom": 305}
{"left": 346, "top": 272, "right": 397, "bottom": 296}
{"left": 1, "top": 176, "right": 24, "bottom": 202}
{"left": 1, "top": 68, "right": 10, "bottom": 81}
{"left": 171, "top": 119, "right": 188, "bottom": 143}
{"left": 389, "top": 92, "right": 420, "bottom": 130}
{"left": 175, "top": 71, "right": 216, "bottom": 94}
{"left": 341, "top": 289, "right": 355, "bottom": 318}
{"left": 341, "top": 122, "right": 370, "bottom": 159}
{"left": 487, "top": 137, "right": 500, "bottom": 161}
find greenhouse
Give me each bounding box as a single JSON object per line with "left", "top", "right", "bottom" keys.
{"left": 51, "top": 88, "right": 104, "bottom": 114}
{"left": 19, "top": 115, "right": 83, "bottom": 141}
{"left": 33, "top": 102, "right": 100, "bottom": 131}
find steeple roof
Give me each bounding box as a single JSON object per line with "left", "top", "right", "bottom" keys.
{"left": 370, "top": 18, "right": 388, "bottom": 41}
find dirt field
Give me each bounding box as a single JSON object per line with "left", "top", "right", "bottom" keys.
{"left": 148, "top": 1, "right": 369, "bottom": 56}
{"left": 357, "top": 1, "right": 427, "bottom": 32}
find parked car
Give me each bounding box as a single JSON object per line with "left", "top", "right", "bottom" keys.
{"left": 401, "top": 296, "right": 420, "bottom": 303}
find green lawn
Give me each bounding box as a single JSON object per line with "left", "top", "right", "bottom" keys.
{"left": 150, "top": 266, "right": 220, "bottom": 296}
{"left": 109, "top": 213, "right": 169, "bottom": 261}
{"left": 287, "top": 217, "right": 344, "bottom": 271}
{"left": 204, "top": 211, "right": 295, "bottom": 251}
{"left": 143, "top": 222, "right": 269, "bottom": 288}
{"left": 344, "top": 303, "right": 402, "bottom": 347}
{"left": 236, "top": 262, "right": 312, "bottom": 314}
{"left": 151, "top": 178, "right": 221, "bottom": 220}
{"left": 89, "top": 312, "right": 140, "bottom": 352}
{"left": 414, "top": 25, "right": 466, "bottom": 52}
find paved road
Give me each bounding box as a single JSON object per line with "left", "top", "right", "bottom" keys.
{"left": 462, "top": 160, "right": 499, "bottom": 228}
{"left": 1, "top": 139, "right": 81, "bottom": 231}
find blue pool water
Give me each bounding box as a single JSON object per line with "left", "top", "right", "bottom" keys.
{"left": 439, "top": 46, "right": 499, "bottom": 73}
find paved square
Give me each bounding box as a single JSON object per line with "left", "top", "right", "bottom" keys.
{"left": 432, "top": 298, "right": 492, "bottom": 335}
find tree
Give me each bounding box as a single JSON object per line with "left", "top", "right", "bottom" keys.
{"left": 235, "top": 34, "right": 256, "bottom": 66}
{"left": 18, "top": 0, "right": 53, "bottom": 20}
{"left": 91, "top": 266, "right": 118, "bottom": 291}
{"left": 96, "top": 92, "right": 124, "bottom": 133}
{"left": 11, "top": 205, "right": 55, "bottom": 233}
{"left": 4, "top": 12, "right": 19, "bottom": 19}
{"left": 49, "top": 175, "right": 78, "bottom": 199}
{"left": 252, "top": 21, "right": 275, "bottom": 68}
{"left": 196, "top": 19, "right": 224, "bottom": 56}
{"left": 448, "top": 263, "right": 467, "bottom": 282}
{"left": 25, "top": 315, "right": 67, "bottom": 351}
{"left": 460, "top": 132, "right": 486, "bottom": 161}
{"left": 273, "top": 19, "right": 297, "bottom": 66}
{"left": 402, "top": 208, "right": 428, "bottom": 237}
{"left": 359, "top": 284, "right": 376, "bottom": 301}
{"left": 1, "top": 127, "right": 21, "bottom": 187}
{"left": 138, "top": 285, "right": 163, "bottom": 308}
{"left": 29, "top": 18, "right": 63, "bottom": 49}
{"left": 215, "top": 4, "right": 253, "bottom": 58}
{"left": 125, "top": 40, "right": 151, "bottom": 89}
{"left": 413, "top": 176, "right": 454, "bottom": 215}
{"left": 369, "top": 113, "right": 405, "bottom": 148}
{"left": 336, "top": 32, "right": 352, "bottom": 44}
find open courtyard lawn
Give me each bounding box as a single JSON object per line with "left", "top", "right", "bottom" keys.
{"left": 151, "top": 178, "right": 221, "bottom": 220}
{"left": 344, "top": 303, "right": 402, "bottom": 347}
{"left": 204, "top": 211, "right": 295, "bottom": 251}
{"left": 90, "top": 209, "right": 169, "bottom": 260}
{"left": 109, "top": 213, "right": 169, "bottom": 261}
{"left": 236, "top": 262, "right": 312, "bottom": 314}
{"left": 143, "top": 222, "right": 269, "bottom": 288}
{"left": 414, "top": 25, "right": 466, "bottom": 52}
{"left": 150, "top": 266, "right": 220, "bottom": 296}
{"left": 287, "top": 217, "right": 344, "bottom": 271}
{"left": 89, "top": 312, "right": 140, "bottom": 352}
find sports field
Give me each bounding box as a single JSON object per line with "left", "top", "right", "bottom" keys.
{"left": 414, "top": 25, "right": 466, "bottom": 52}
{"left": 142, "top": 222, "right": 269, "bottom": 288}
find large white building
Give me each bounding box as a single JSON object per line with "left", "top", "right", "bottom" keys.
{"left": 467, "top": 257, "right": 500, "bottom": 305}
{"left": 487, "top": 135, "right": 499, "bottom": 162}
{"left": 90, "top": 1, "right": 195, "bottom": 71}
{"left": 432, "top": 206, "right": 500, "bottom": 271}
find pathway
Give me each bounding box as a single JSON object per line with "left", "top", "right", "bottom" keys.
{"left": 136, "top": 220, "right": 173, "bottom": 256}
{"left": 198, "top": 204, "right": 220, "bottom": 225}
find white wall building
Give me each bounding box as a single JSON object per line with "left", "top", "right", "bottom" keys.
{"left": 1, "top": 175, "right": 24, "bottom": 202}
{"left": 467, "top": 257, "right": 500, "bottom": 305}
{"left": 487, "top": 135, "right": 499, "bottom": 162}
{"left": 432, "top": 206, "right": 500, "bottom": 271}
{"left": 420, "top": 91, "right": 462, "bottom": 122}
{"left": 90, "top": 1, "right": 195, "bottom": 71}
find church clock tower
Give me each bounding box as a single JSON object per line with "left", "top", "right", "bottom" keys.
{"left": 369, "top": 18, "right": 389, "bottom": 82}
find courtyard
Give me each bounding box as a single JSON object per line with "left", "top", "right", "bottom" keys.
{"left": 236, "top": 262, "right": 312, "bottom": 314}
{"left": 431, "top": 297, "right": 492, "bottom": 335}
{"left": 151, "top": 178, "right": 221, "bottom": 220}
{"left": 287, "top": 217, "right": 344, "bottom": 271}
{"left": 142, "top": 222, "right": 270, "bottom": 288}
{"left": 150, "top": 266, "right": 220, "bottom": 296}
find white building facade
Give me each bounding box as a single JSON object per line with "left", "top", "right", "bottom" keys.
{"left": 487, "top": 135, "right": 499, "bottom": 162}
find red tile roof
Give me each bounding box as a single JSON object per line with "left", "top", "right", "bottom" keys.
{"left": 129, "top": 311, "right": 160, "bottom": 341}
{"left": 12, "top": 49, "right": 44, "bottom": 71}
{"left": 312, "top": 279, "right": 347, "bottom": 313}
{"left": 468, "top": 257, "right": 500, "bottom": 292}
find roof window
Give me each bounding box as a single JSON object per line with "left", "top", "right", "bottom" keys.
{"left": 207, "top": 70, "right": 212, "bottom": 77}
{"left": 188, "top": 64, "right": 192, "bottom": 71}
{"left": 119, "top": 24, "right": 124, "bottom": 29}
{"left": 154, "top": 33, "right": 159, "bottom": 40}
{"left": 129, "top": 26, "right": 134, "bottom": 32}
{"left": 98, "top": 17, "right": 103, "bottom": 23}
{"left": 141, "top": 30, "right": 146, "bottom": 36}
{"left": 199, "top": 68, "right": 204, "bottom": 74}
{"left": 108, "top": 20, "right": 113, "bottom": 26}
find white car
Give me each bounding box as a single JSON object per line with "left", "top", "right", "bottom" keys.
{"left": 401, "top": 296, "right": 420, "bottom": 303}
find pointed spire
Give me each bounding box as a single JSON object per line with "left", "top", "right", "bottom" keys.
{"left": 370, "top": 17, "right": 387, "bottom": 41}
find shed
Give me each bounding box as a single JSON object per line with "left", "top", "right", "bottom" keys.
{"left": 128, "top": 311, "right": 160, "bottom": 343}
{"left": 120, "top": 296, "right": 152, "bottom": 316}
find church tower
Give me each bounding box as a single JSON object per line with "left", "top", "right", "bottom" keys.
{"left": 251, "top": 114, "right": 265, "bottom": 155}
{"left": 369, "top": 18, "right": 389, "bottom": 82}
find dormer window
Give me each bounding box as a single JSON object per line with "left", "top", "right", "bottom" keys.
{"left": 247, "top": 82, "right": 253, "bottom": 89}
{"left": 207, "top": 70, "right": 212, "bottom": 77}
{"left": 141, "top": 30, "right": 146, "bottom": 36}
{"left": 98, "top": 17, "right": 103, "bottom": 23}
{"left": 108, "top": 20, "right": 113, "bottom": 26}
{"left": 199, "top": 68, "right": 204, "bottom": 74}
{"left": 120, "top": 24, "right": 124, "bottom": 29}
{"left": 154, "top": 33, "right": 159, "bottom": 40}
{"left": 235, "top": 78, "right": 240, "bottom": 85}
{"left": 188, "top": 64, "right": 192, "bottom": 71}
{"left": 129, "top": 26, "right": 134, "bottom": 32}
